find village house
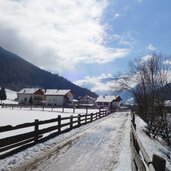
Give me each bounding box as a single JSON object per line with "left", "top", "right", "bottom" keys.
{"left": 95, "top": 95, "right": 122, "bottom": 109}
{"left": 44, "top": 89, "right": 73, "bottom": 106}
{"left": 78, "top": 95, "right": 96, "bottom": 108}
{"left": 17, "top": 88, "right": 44, "bottom": 105}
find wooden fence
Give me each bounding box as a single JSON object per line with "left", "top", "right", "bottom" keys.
{"left": 1, "top": 103, "right": 98, "bottom": 115}
{"left": 0, "top": 109, "right": 111, "bottom": 159}
{"left": 131, "top": 112, "right": 166, "bottom": 171}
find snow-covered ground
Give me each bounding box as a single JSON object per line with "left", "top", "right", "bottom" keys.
{"left": 0, "top": 107, "right": 99, "bottom": 139}
{"left": 2, "top": 89, "right": 18, "bottom": 104}
{"left": 1, "top": 107, "right": 171, "bottom": 171}
{"left": 0, "top": 112, "right": 131, "bottom": 171}
{"left": 136, "top": 116, "right": 171, "bottom": 170}
{"left": 0, "top": 107, "right": 99, "bottom": 126}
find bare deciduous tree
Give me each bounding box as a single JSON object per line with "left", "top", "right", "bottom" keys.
{"left": 119, "top": 53, "right": 171, "bottom": 145}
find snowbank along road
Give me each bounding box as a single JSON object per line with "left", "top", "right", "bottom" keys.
{"left": 5, "top": 112, "right": 131, "bottom": 171}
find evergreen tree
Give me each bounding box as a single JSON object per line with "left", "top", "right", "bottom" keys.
{"left": 29, "top": 96, "right": 33, "bottom": 105}
{"left": 0, "top": 87, "right": 7, "bottom": 103}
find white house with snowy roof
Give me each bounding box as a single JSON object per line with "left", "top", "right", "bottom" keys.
{"left": 95, "top": 95, "right": 122, "bottom": 109}
{"left": 44, "top": 89, "right": 73, "bottom": 106}
{"left": 78, "top": 95, "right": 96, "bottom": 108}
{"left": 78, "top": 95, "right": 96, "bottom": 104}
{"left": 17, "top": 88, "right": 44, "bottom": 105}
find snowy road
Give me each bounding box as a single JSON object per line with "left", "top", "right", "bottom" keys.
{"left": 21, "top": 112, "right": 131, "bottom": 171}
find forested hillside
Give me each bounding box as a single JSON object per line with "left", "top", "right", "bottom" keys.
{"left": 0, "top": 47, "right": 97, "bottom": 98}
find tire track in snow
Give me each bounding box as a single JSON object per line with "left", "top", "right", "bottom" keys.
{"left": 108, "top": 114, "right": 130, "bottom": 171}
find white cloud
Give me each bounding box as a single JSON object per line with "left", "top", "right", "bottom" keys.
{"left": 0, "top": 0, "right": 130, "bottom": 73}
{"left": 74, "top": 73, "right": 137, "bottom": 99}
{"left": 147, "top": 44, "right": 157, "bottom": 51}
{"left": 74, "top": 73, "right": 120, "bottom": 94}
{"left": 141, "top": 54, "right": 152, "bottom": 61}
{"left": 114, "top": 13, "right": 120, "bottom": 18}
{"left": 111, "top": 33, "right": 135, "bottom": 46}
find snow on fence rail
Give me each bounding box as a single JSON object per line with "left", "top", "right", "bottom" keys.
{"left": 0, "top": 109, "right": 112, "bottom": 159}
{"left": 131, "top": 112, "right": 166, "bottom": 171}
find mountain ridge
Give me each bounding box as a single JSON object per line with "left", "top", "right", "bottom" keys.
{"left": 0, "top": 47, "right": 97, "bottom": 98}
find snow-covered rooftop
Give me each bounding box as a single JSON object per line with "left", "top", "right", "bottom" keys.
{"left": 17, "top": 88, "right": 41, "bottom": 94}
{"left": 96, "top": 95, "right": 118, "bottom": 103}
{"left": 45, "top": 89, "right": 71, "bottom": 96}
{"left": 79, "top": 95, "right": 96, "bottom": 101}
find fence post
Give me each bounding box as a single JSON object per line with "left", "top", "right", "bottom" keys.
{"left": 58, "top": 115, "right": 61, "bottom": 133}
{"left": 85, "top": 114, "right": 87, "bottom": 124}
{"left": 96, "top": 112, "right": 98, "bottom": 120}
{"left": 51, "top": 106, "right": 53, "bottom": 112}
{"left": 34, "top": 119, "right": 39, "bottom": 142}
{"left": 62, "top": 107, "right": 64, "bottom": 113}
{"left": 99, "top": 112, "right": 101, "bottom": 118}
{"left": 70, "top": 115, "right": 73, "bottom": 130}
{"left": 152, "top": 154, "right": 166, "bottom": 171}
{"left": 73, "top": 107, "right": 75, "bottom": 113}
{"left": 91, "top": 113, "right": 93, "bottom": 122}
{"left": 86, "top": 107, "right": 88, "bottom": 115}
{"left": 78, "top": 114, "right": 81, "bottom": 127}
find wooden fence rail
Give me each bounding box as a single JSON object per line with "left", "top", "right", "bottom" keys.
{"left": 0, "top": 109, "right": 111, "bottom": 159}
{"left": 1, "top": 103, "right": 98, "bottom": 113}
{"left": 131, "top": 112, "right": 166, "bottom": 171}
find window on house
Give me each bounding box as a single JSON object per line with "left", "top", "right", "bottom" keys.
{"left": 34, "top": 96, "right": 42, "bottom": 100}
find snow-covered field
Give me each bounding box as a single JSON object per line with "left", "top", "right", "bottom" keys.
{"left": 0, "top": 107, "right": 99, "bottom": 139}
{"left": 0, "top": 112, "right": 131, "bottom": 171}
{"left": 0, "top": 107, "right": 99, "bottom": 126}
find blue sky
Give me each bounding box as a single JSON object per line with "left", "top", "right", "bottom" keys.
{"left": 66, "top": 0, "right": 171, "bottom": 79}
{"left": 0, "top": 0, "right": 171, "bottom": 94}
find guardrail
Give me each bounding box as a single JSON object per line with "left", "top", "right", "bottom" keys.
{"left": 0, "top": 109, "right": 111, "bottom": 159}
{"left": 131, "top": 112, "right": 166, "bottom": 171}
